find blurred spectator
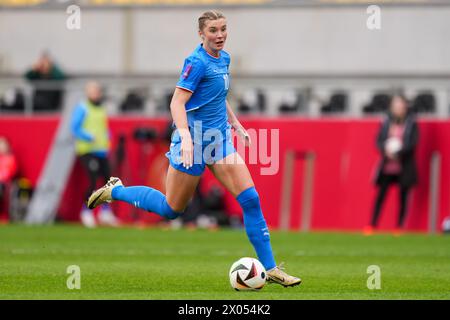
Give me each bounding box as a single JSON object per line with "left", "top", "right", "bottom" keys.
{"left": 0, "top": 137, "right": 18, "bottom": 218}
{"left": 24, "top": 52, "right": 66, "bottom": 112}
{"left": 71, "top": 81, "right": 118, "bottom": 228}
{"left": 364, "top": 95, "right": 419, "bottom": 235}
{"left": 8, "top": 177, "right": 33, "bottom": 222}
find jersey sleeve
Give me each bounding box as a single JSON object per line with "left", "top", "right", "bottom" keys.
{"left": 176, "top": 56, "right": 206, "bottom": 93}
{"left": 224, "top": 51, "right": 231, "bottom": 67}
{"left": 71, "top": 103, "right": 94, "bottom": 142}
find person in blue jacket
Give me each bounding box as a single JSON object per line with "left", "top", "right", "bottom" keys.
{"left": 71, "top": 81, "right": 118, "bottom": 228}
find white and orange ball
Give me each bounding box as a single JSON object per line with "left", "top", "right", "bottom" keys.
{"left": 229, "top": 257, "right": 266, "bottom": 291}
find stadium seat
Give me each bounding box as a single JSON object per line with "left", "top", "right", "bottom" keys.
{"left": 120, "top": 88, "right": 147, "bottom": 113}
{"left": 237, "top": 99, "right": 252, "bottom": 114}
{"left": 320, "top": 91, "right": 348, "bottom": 114}
{"left": 411, "top": 91, "right": 436, "bottom": 113}
{"left": 278, "top": 90, "right": 305, "bottom": 114}
{"left": 0, "top": 88, "right": 25, "bottom": 112}
{"left": 363, "top": 93, "right": 391, "bottom": 114}
{"left": 237, "top": 89, "right": 266, "bottom": 114}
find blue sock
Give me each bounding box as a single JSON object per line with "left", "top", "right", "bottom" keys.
{"left": 236, "top": 187, "right": 276, "bottom": 270}
{"left": 111, "top": 186, "right": 181, "bottom": 220}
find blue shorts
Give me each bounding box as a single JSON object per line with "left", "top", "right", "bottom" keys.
{"left": 166, "top": 123, "right": 236, "bottom": 176}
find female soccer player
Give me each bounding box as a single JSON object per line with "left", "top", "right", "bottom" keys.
{"left": 88, "top": 10, "right": 301, "bottom": 287}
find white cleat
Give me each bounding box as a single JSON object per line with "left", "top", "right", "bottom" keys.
{"left": 266, "top": 263, "right": 302, "bottom": 287}
{"left": 87, "top": 177, "right": 123, "bottom": 210}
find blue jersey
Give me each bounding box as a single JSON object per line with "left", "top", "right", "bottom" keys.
{"left": 176, "top": 44, "right": 231, "bottom": 132}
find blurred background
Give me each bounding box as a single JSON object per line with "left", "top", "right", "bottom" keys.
{"left": 0, "top": 0, "right": 449, "bottom": 233}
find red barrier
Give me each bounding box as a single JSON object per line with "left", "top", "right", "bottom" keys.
{"left": 1, "top": 116, "right": 449, "bottom": 232}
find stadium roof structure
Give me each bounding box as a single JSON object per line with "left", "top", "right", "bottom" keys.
{"left": 1, "top": 0, "right": 449, "bottom": 8}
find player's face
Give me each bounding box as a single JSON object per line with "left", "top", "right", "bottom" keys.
{"left": 200, "top": 18, "right": 227, "bottom": 54}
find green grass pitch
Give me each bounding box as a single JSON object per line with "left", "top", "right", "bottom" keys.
{"left": 0, "top": 224, "right": 449, "bottom": 299}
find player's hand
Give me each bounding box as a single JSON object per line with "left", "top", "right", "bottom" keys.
{"left": 180, "top": 131, "right": 194, "bottom": 169}
{"left": 235, "top": 125, "right": 251, "bottom": 147}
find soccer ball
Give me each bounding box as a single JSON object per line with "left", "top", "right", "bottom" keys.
{"left": 385, "top": 137, "right": 402, "bottom": 154}
{"left": 229, "top": 257, "right": 266, "bottom": 291}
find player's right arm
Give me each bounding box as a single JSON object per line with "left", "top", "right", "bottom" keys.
{"left": 170, "top": 88, "right": 193, "bottom": 169}
{"left": 172, "top": 55, "right": 206, "bottom": 169}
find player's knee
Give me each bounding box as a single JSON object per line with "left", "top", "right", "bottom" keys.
{"left": 162, "top": 199, "right": 184, "bottom": 220}
{"left": 164, "top": 210, "right": 181, "bottom": 220}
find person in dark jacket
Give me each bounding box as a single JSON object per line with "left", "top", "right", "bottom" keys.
{"left": 24, "top": 52, "right": 66, "bottom": 111}
{"left": 364, "top": 94, "right": 419, "bottom": 235}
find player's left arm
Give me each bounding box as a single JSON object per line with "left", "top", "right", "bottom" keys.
{"left": 226, "top": 100, "right": 251, "bottom": 147}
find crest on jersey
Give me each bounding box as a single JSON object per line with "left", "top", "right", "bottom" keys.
{"left": 182, "top": 64, "right": 193, "bottom": 79}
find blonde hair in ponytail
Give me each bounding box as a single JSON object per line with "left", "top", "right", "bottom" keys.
{"left": 198, "top": 10, "right": 226, "bottom": 31}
